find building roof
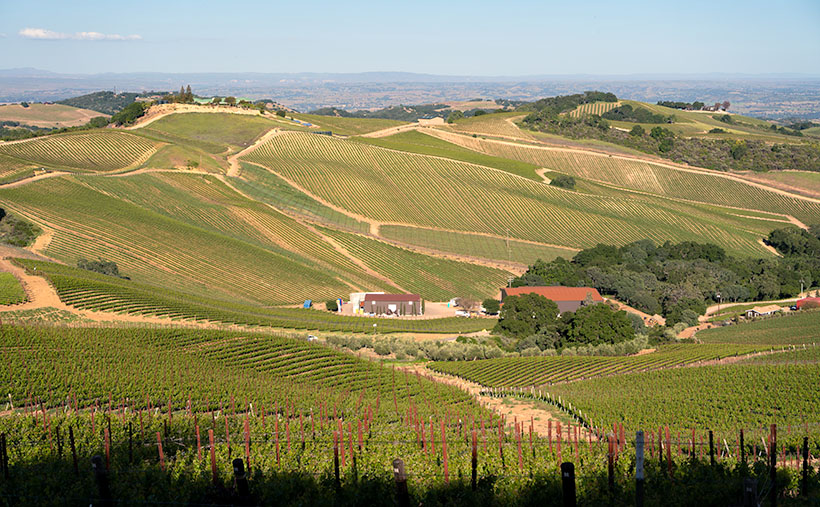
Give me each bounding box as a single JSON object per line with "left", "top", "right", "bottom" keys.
{"left": 797, "top": 297, "right": 820, "bottom": 307}
{"left": 748, "top": 305, "right": 782, "bottom": 314}
{"left": 503, "top": 286, "right": 603, "bottom": 302}
{"left": 363, "top": 293, "right": 420, "bottom": 302}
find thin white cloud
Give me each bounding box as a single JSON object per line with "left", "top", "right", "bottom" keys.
{"left": 19, "top": 27, "right": 141, "bottom": 41}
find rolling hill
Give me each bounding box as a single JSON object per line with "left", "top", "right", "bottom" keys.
{"left": 0, "top": 102, "right": 818, "bottom": 331}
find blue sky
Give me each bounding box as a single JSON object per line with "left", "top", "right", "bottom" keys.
{"left": 1, "top": 0, "right": 818, "bottom": 75}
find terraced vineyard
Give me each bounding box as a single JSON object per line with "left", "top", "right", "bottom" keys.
{"left": 0, "top": 131, "right": 160, "bottom": 172}
{"left": 244, "top": 131, "right": 774, "bottom": 256}
{"left": 16, "top": 260, "right": 491, "bottom": 334}
{"left": 697, "top": 310, "right": 820, "bottom": 345}
{"left": 567, "top": 101, "right": 621, "bottom": 118}
{"left": 436, "top": 134, "right": 820, "bottom": 226}
{"left": 429, "top": 344, "right": 771, "bottom": 387}
{"left": 0, "top": 272, "right": 26, "bottom": 304}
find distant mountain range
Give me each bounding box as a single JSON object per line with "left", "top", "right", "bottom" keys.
{"left": 3, "top": 68, "right": 820, "bottom": 118}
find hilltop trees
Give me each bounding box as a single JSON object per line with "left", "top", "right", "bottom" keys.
{"left": 494, "top": 293, "right": 560, "bottom": 338}
{"left": 508, "top": 233, "right": 820, "bottom": 326}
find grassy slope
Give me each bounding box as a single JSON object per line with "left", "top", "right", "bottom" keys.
{"left": 243, "top": 131, "right": 776, "bottom": 257}
{"left": 136, "top": 112, "right": 274, "bottom": 153}
{"left": 0, "top": 103, "right": 107, "bottom": 127}
{"left": 291, "top": 114, "right": 407, "bottom": 136}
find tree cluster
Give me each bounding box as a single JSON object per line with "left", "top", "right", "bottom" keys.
{"left": 77, "top": 258, "right": 128, "bottom": 279}
{"left": 520, "top": 111, "right": 820, "bottom": 173}
{"left": 519, "top": 91, "right": 618, "bottom": 117}
{"left": 110, "top": 102, "right": 149, "bottom": 126}
{"left": 509, "top": 232, "right": 820, "bottom": 327}
{"left": 0, "top": 210, "right": 41, "bottom": 247}
{"left": 602, "top": 104, "right": 670, "bottom": 124}
{"left": 493, "top": 293, "right": 636, "bottom": 351}
{"left": 657, "top": 100, "right": 706, "bottom": 110}
{"left": 549, "top": 174, "right": 576, "bottom": 190}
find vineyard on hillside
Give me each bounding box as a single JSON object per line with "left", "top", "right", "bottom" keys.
{"left": 448, "top": 112, "right": 534, "bottom": 139}
{"left": 137, "top": 112, "right": 277, "bottom": 153}
{"left": 0, "top": 272, "right": 26, "bottom": 305}
{"left": 428, "top": 344, "right": 773, "bottom": 387}
{"left": 441, "top": 134, "right": 820, "bottom": 226}
{"left": 567, "top": 102, "right": 622, "bottom": 118}
{"left": 243, "top": 132, "right": 773, "bottom": 257}
{"left": 0, "top": 131, "right": 160, "bottom": 172}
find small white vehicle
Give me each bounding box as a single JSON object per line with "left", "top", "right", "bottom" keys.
{"left": 307, "top": 335, "right": 318, "bottom": 342}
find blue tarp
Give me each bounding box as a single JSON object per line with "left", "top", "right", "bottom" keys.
{"left": 303, "top": 300, "right": 312, "bottom": 308}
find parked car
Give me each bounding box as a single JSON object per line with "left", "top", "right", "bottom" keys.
{"left": 307, "top": 335, "right": 318, "bottom": 342}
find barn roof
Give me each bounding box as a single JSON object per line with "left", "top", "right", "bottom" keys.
{"left": 364, "top": 293, "right": 420, "bottom": 302}
{"left": 748, "top": 305, "right": 782, "bottom": 314}
{"left": 503, "top": 286, "right": 603, "bottom": 302}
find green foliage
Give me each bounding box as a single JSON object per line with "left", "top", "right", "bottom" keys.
{"left": 87, "top": 116, "right": 110, "bottom": 128}
{"left": 110, "top": 101, "right": 149, "bottom": 126}
{"left": 730, "top": 140, "right": 748, "bottom": 159}
{"left": 629, "top": 125, "right": 645, "bottom": 136}
{"left": 57, "top": 91, "right": 142, "bottom": 115}
{"left": 446, "top": 110, "right": 464, "bottom": 123}
{"left": 77, "top": 258, "right": 126, "bottom": 279}
{"left": 602, "top": 104, "right": 669, "bottom": 123}
{"left": 709, "top": 127, "right": 726, "bottom": 133}
{"left": 520, "top": 91, "right": 617, "bottom": 117}
{"left": 0, "top": 210, "right": 41, "bottom": 247}
{"left": 311, "top": 103, "right": 451, "bottom": 122}
{"left": 325, "top": 299, "right": 338, "bottom": 312}
{"left": 493, "top": 293, "right": 559, "bottom": 338}
{"left": 657, "top": 100, "right": 705, "bottom": 110}
{"left": 482, "top": 298, "right": 500, "bottom": 315}
{"left": 548, "top": 173, "right": 575, "bottom": 190}
{"left": 276, "top": 109, "right": 286, "bottom": 117}
{"left": 766, "top": 226, "right": 820, "bottom": 256}
{"left": 225, "top": 96, "right": 237, "bottom": 106}
{"left": 509, "top": 237, "right": 820, "bottom": 324}
{"left": 716, "top": 114, "right": 734, "bottom": 124}
{"left": 559, "top": 304, "right": 634, "bottom": 346}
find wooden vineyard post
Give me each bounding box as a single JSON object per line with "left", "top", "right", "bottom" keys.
{"left": 392, "top": 458, "right": 409, "bottom": 507}
{"left": 0, "top": 433, "right": 8, "bottom": 480}
{"left": 244, "top": 417, "right": 250, "bottom": 472}
{"left": 709, "top": 430, "right": 715, "bottom": 466}
{"left": 561, "top": 462, "right": 576, "bottom": 507}
{"left": 333, "top": 431, "right": 340, "bottom": 492}
{"left": 91, "top": 455, "right": 112, "bottom": 506}
{"left": 770, "top": 424, "right": 777, "bottom": 507}
{"left": 801, "top": 436, "right": 809, "bottom": 496}
{"left": 635, "top": 431, "right": 645, "bottom": 507}
{"left": 208, "top": 429, "right": 218, "bottom": 485}
{"left": 441, "top": 420, "right": 449, "bottom": 484}
{"left": 607, "top": 435, "right": 615, "bottom": 494}
{"left": 471, "top": 429, "right": 478, "bottom": 491}
{"left": 69, "top": 426, "right": 78, "bottom": 476}
{"left": 274, "top": 418, "right": 280, "bottom": 466}
{"left": 196, "top": 424, "right": 202, "bottom": 461}
{"left": 156, "top": 432, "right": 165, "bottom": 471}
{"left": 104, "top": 427, "right": 111, "bottom": 470}
{"left": 224, "top": 415, "right": 231, "bottom": 459}
{"left": 740, "top": 429, "right": 746, "bottom": 466}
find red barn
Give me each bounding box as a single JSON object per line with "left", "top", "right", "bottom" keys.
{"left": 500, "top": 286, "right": 604, "bottom": 314}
